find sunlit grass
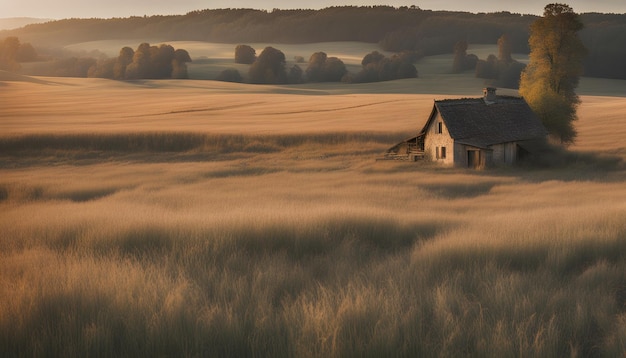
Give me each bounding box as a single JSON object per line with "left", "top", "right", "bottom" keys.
{"left": 1, "top": 130, "right": 625, "bottom": 357}
{"left": 1, "top": 72, "right": 626, "bottom": 356}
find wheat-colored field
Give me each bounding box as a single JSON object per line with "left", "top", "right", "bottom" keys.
{"left": 1, "top": 59, "right": 626, "bottom": 357}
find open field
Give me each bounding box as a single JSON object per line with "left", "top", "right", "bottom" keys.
{"left": 1, "top": 68, "right": 626, "bottom": 357}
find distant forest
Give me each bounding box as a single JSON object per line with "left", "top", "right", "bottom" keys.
{"left": 2, "top": 6, "right": 625, "bottom": 79}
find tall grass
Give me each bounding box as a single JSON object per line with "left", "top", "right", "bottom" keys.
{"left": 1, "top": 133, "right": 626, "bottom": 357}
{"left": 0, "top": 132, "right": 404, "bottom": 155}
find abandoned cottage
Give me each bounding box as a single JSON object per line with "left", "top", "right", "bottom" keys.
{"left": 389, "top": 88, "right": 547, "bottom": 168}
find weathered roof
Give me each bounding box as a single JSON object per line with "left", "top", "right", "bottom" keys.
{"left": 423, "top": 96, "right": 547, "bottom": 148}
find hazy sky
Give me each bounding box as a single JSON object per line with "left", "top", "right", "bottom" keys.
{"left": 2, "top": 0, "right": 625, "bottom": 19}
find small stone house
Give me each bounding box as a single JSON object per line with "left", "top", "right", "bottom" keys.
{"left": 394, "top": 88, "right": 547, "bottom": 168}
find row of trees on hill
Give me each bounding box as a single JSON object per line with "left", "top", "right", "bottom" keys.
{"left": 2, "top": 7, "right": 624, "bottom": 79}
{"left": 350, "top": 51, "right": 419, "bottom": 83}
{"left": 16, "top": 42, "right": 192, "bottom": 79}
{"left": 220, "top": 45, "right": 418, "bottom": 84}
{"left": 88, "top": 43, "right": 192, "bottom": 80}
{"left": 451, "top": 34, "right": 527, "bottom": 88}
{"left": 0, "top": 7, "right": 531, "bottom": 52}
{"left": 0, "top": 37, "right": 39, "bottom": 71}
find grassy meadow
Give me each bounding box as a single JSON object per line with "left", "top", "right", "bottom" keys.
{"left": 2, "top": 42, "right": 626, "bottom": 357}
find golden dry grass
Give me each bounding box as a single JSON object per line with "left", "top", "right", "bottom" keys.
{"left": 1, "top": 68, "right": 626, "bottom": 357}
{"left": 2, "top": 72, "right": 624, "bottom": 137}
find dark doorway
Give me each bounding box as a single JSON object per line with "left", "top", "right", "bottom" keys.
{"left": 517, "top": 144, "right": 530, "bottom": 162}
{"left": 467, "top": 150, "right": 480, "bottom": 169}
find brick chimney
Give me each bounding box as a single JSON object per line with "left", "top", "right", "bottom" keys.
{"left": 483, "top": 87, "right": 497, "bottom": 104}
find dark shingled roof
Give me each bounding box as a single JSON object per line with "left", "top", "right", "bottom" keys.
{"left": 425, "top": 96, "right": 547, "bottom": 148}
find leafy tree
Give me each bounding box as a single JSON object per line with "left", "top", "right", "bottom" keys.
{"left": 172, "top": 49, "right": 192, "bottom": 79}
{"left": 519, "top": 3, "right": 586, "bottom": 144}
{"left": 121, "top": 43, "right": 190, "bottom": 80}
{"left": 394, "top": 58, "right": 419, "bottom": 78}
{"left": 322, "top": 57, "right": 348, "bottom": 82}
{"left": 475, "top": 54, "right": 499, "bottom": 79}
{"left": 16, "top": 42, "right": 38, "bottom": 62}
{"left": 305, "top": 52, "right": 347, "bottom": 82}
{"left": 0, "top": 37, "right": 21, "bottom": 71}
{"left": 125, "top": 42, "right": 152, "bottom": 79}
{"left": 248, "top": 46, "right": 287, "bottom": 84}
{"left": 475, "top": 34, "right": 526, "bottom": 88}
{"left": 152, "top": 44, "right": 175, "bottom": 78}
{"left": 466, "top": 54, "right": 478, "bottom": 70}
{"left": 0, "top": 37, "right": 38, "bottom": 67}
{"left": 452, "top": 40, "right": 468, "bottom": 73}
{"left": 497, "top": 34, "right": 513, "bottom": 63}
{"left": 287, "top": 64, "right": 304, "bottom": 84}
{"left": 351, "top": 51, "right": 418, "bottom": 83}
{"left": 234, "top": 45, "right": 256, "bottom": 64}
{"left": 114, "top": 47, "right": 134, "bottom": 79}
{"left": 305, "top": 52, "right": 327, "bottom": 82}
{"left": 362, "top": 51, "right": 385, "bottom": 67}
{"left": 452, "top": 40, "right": 477, "bottom": 73}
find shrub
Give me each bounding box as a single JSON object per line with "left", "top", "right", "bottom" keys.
{"left": 352, "top": 51, "right": 418, "bottom": 83}
{"left": 235, "top": 45, "right": 256, "bottom": 64}
{"left": 216, "top": 68, "right": 243, "bottom": 83}
{"left": 304, "top": 52, "right": 347, "bottom": 83}
{"left": 452, "top": 40, "right": 477, "bottom": 73}
{"left": 88, "top": 58, "right": 116, "bottom": 78}
{"left": 248, "top": 47, "right": 287, "bottom": 84}
{"left": 305, "top": 52, "right": 327, "bottom": 82}
{"left": 288, "top": 65, "right": 303, "bottom": 84}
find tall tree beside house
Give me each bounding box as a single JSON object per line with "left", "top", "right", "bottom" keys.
{"left": 519, "top": 3, "right": 586, "bottom": 145}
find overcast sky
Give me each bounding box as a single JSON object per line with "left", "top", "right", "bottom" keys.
{"left": 2, "top": 0, "right": 625, "bottom": 19}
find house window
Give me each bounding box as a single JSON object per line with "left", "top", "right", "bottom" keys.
{"left": 438, "top": 122, "right": 443, "bottom": 134}
{"left": 441, "top": 146, "right": 447, "bottom": 159}
{"left": 436, "top": 146, "right": 439, "bottom": 159}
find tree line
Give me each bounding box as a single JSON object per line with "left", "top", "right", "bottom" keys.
{"left": 218, "top": 45, "right": 418, "bottom": 84}
{"left": 88, "top": 43, "right": 192, "bottom": 80}
{"left": 0, "top": 36, "right": 39, "bottom": 71}
{"left": 1, "top": 40, "right": 192, "bottom": 79}
{"left": 2, "top": 7, "right": 624, "bottom": 79}
{"left": 451, "top": 34, "right": 527, "bottom": 89}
